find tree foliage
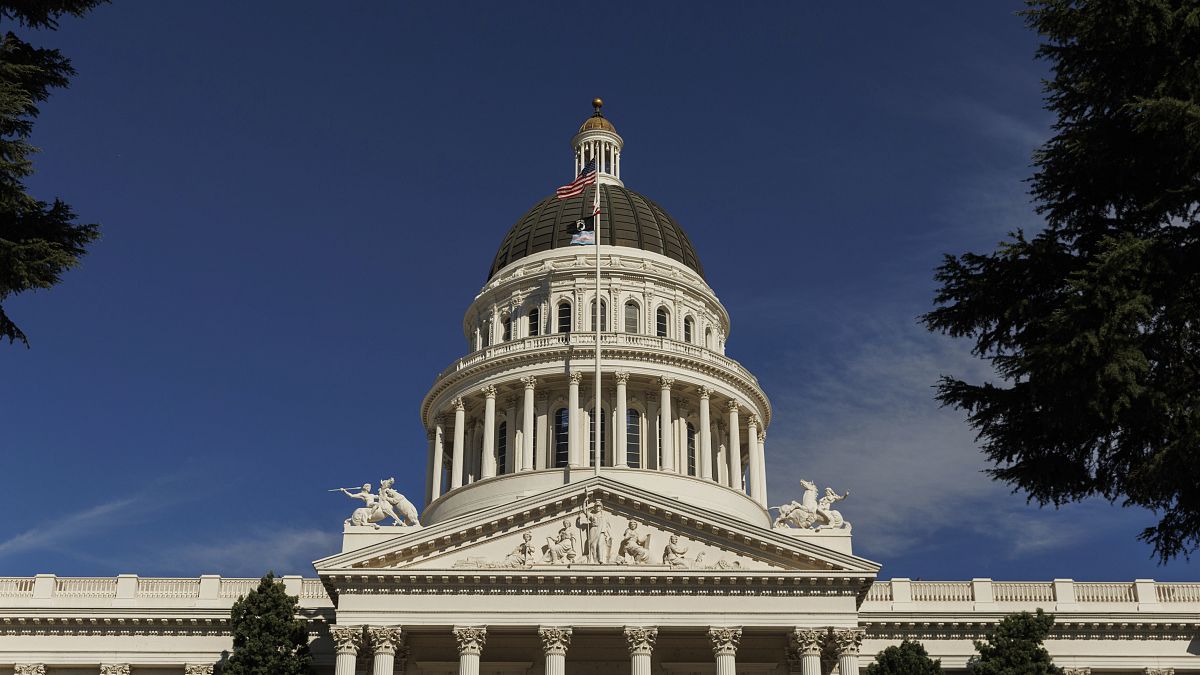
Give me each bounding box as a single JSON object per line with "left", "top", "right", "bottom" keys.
{"left": 923, "top": 0, "right": 1200, "bottom": 561}
{"left": 967, "top": 609, "right": 1062, "bottom": 675}
{"left": 224, "top": 572, "right": 312, "bottom": 675}
{"left": 867, "top": 639, "right": 944, "bottom": 675}
{"left": 0, "top": 0, "right": 103, "bottom": 346}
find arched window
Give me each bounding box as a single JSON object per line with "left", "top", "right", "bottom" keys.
{"left": 496, "top": 421, "right": 507, "bottom": 475}
{"left": 557, "top": 301, "right": 572, "bottom": 334}
{"left": 590, "top": 407, "right": 607, "bottom": 467}
{"left": 589, "top": 299, "right": 608, "bottom": 331}
{"left": 686, "top": 422, "right": 697, "bottom": 476}
{"left": 683, "top": 316, "right": 694, "bottom": 343}
{"left": 553, "top": 408, "right": 570, "bottom": 468}
{"left": 626, "top": 408, "right": 641, "bottom": 468}
{"left": 624, "top": 301, "right": 639, "bottom": 333}
{"left": 501, "top": 315, "right": 512, "bottom": 342}
{"left": 656, "top": 307, "right": 669, "bottom": 338}
{"left": 528, "top": 307, "right": 540, "bottom": 337}
{"left": 705, "top": 327, "right": 714, "bottom": 349}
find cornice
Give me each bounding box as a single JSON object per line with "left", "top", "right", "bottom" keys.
{"left": 0, "top": 613, "right": 331, "bottom": 637}
{"left": 860, "top": 616, "right": 1200, "bottom": 641}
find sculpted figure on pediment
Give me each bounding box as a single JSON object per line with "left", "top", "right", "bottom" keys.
{"left": 773, "top": 478, "right": 852, "bottom": 531}
{"left": 543, "top": 519, "right": 578, "bottom": 563}
{"left": 617, "top": 520, "right": 651, "bottom": 564}
{"left": 502, "top": 533, "right": 536, "bottom": 567}
{"left": 662, "top": 534, "right": 689, "bottom": 568}
{"left": 577, "top": 501, "right": 612, "bottom": 563}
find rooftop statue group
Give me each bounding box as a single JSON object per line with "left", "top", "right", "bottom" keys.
{"left": 772, "top": 479, "right": 852, "bottom": 531}
{"left": 335, "top": 478, "right": 421, "bottom": 529}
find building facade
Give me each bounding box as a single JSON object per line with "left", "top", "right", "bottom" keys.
{"left": 1, "top": 103, "right": 1196, "bottom": 675}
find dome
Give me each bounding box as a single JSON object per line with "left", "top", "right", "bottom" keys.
{"left": 578, "top": 115, "right": 617, "bottom": 134}
{"left": 488, "top": 184, "right": 705, "bottom": 280}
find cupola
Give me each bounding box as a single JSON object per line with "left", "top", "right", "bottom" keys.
{"left": 572, "top": 98, "right": 624, "bottom": 186}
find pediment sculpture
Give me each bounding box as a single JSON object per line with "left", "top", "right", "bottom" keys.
{"left": 334, "top": 477, "right": 421, "bottom": 529}
{"left": 772, "top": 478, "right": 852, "bottom": 531}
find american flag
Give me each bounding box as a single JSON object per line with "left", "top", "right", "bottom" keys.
{"left": 556, "top": 160, "right": 597, "bottom": 199}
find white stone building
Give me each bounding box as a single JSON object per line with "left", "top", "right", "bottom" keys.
{"left": 2, "top": 102, "right": 1197, "bottom": 675}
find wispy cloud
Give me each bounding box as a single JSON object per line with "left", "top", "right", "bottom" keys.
{"left": 153, "top": 528, "right": 340, "bottom": 577}
{"left": 0, "top": 497, "right": 141, "bottom": 558}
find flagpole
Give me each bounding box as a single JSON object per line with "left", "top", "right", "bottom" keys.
{"left": 594, "top": 176, "right": 602, "bottom": 477}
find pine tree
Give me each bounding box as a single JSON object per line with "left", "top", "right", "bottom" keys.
{"left": 923, "top": 0, "right": 1200, "bottom": 561}
{"left": 224, "top": 572, "right": 312, "bottom": 675}
{"left": 967, "top": 609, "right": 1062, "bottom": 675}
{"left": 867, "top": 639, "right": 944, "bottom": 675}
{"left": 0, "top": 1, "right": 103, "bottom": 346}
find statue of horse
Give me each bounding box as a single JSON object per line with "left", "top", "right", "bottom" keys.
{"left": 772, "top": 479, "right": 851, "bottom": 530}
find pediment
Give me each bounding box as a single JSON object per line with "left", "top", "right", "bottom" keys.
{"left": 313, "top": 477, "right": 879, "bottom": 576}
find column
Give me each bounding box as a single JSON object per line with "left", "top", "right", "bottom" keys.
{"left": 481, "top": 385, "right": 497, "bottom": 479}
{"left": 646, "top": 394, "right": 659, "bottom": 470}
{"left": 727, "top": 401, "right": 742, "bottom": 491}
{"left": 522, "top": 376, "right": 536, "bottom": 471}
{"left": 451, "top": 398, "right": 466, "bottom": 489}
{"left": 568, "top": 372, "right": 583, "bottom": 467}
{"left": 697, "top": 387, "right": 713, "bottom": 480}
{"left": 615, "top": 372, "right": 629, "bottom": 467}
{"left": 184, "top": 666, "right": 214, "bottom": 675}
{"left": 504, "top": 396, "right": 517, "bottom": 474}
{"left": 536, "top": 392, "right": 549, "bottom": 469}
{"left": 430, "top": 417, "right": 445, "bottom": 500}
{"left": 659, "top": 377, "right": 675, "bottom": 472}
{"left": 757, "top": 431, "right": 768, "bottom": 507}
{"left": 788, "top": 628, "right": 824, "bottom": 675}
{"left": 832, "top": 628, "right": 864, "bottom": 675}
{"left": 330, "top": 625, "right": 364, "bottom": 675}
{"left": 747, "top": 415, "right": 762, "bottom": 504}
{"left": 425, "top": 427, "right": 437, "bottom": 503}
{"left": 624, "top": 626, "right": 658, "bottom": 675}
{"left": 368, "top": 626, "right": 405, "bottom": 675}
{"left": 538, "top": 626, "right": 573, "bottom": 675}
{"left": 99, "top": 667, "right": 130, "bottom": 675}
{"left": 454, "top": 626, "right": 487, "bottom": 675}
{"left": 708, "top": 626, "right": 741, "bottom": 675}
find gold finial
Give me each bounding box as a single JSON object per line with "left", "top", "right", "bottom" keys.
{"left": 592, "top": 97, "right": 604, "bottom": 114}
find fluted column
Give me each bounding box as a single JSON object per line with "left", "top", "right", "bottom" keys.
{"left": 708, "top": 626, "right": 741, "bottom": 675}
{"left": 788, "top": 628, "right": 824, "bottom": 675}
{"left": 727, "top": 401, "right": 742, "bottom": 491}
{"left": 99, "top": 666, "right": 130, "bottom": 675}
{"left": 615, "top": 372, "right": 629, "bottom": 467}
{"left": 522, "top": 376, "right": 537, "bottom": 471}
{"left": 746, "top": 415, "right": 762, "bottom": 504}
{"left": 368, "top": 626, "right": 404, "bottom": 675}
{"left": 697, "top": 387, "right": 713, "bottom": 480}
{"left": 481, "top": 385, "right": 498, "bottom": 478}
{"left": 757, "top": 431, "right": 768, "bottom": 506}
{"left": 183, "top": 666, "right": 214, "bottom": 675}
{"left": 624, "top": 626, "right": 658, "bottom": 675}
{"left": 454, "top": 626, "right": 487, "bottom": 675}
{"left": 539, "top": 626, "right": 573, "bottom": 675}
{"left": 568, "top": 372, "right": 583, "bottom": 467}
{"left": 425, "top": 427, "right": 437, "bottom": 503}
{"left": 659, "top": 377, "right": 675, "bottom": 472}
{"left": 331, "top": 625, "right": 364, "bottom": 675}
{"left": 833, "top": 628, "right": 865, "bottom": 675}
{"left": 451, "top": 397, "right": 466, "bottom": 489}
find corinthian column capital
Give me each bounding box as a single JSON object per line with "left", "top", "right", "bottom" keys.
{"left": 659, "top": 376, "right": 675, "bottom": 390}
{"left": 184, "top": 666, "right": 215, "bottom": 675}
{"left": 624, "top": 626, "right": 658, "bottom": 655}
{"left": 454, "top": 625, "right": 488, "bottom": 655}
{"left": 330, "top": 624, "right": 364, "bottom": 655}
{"left": 538, "top": 626, "right": 574, "bottom": 655}
{"left": 367, "top": 625, "right": 404, "bottom": 655}
{"left": 614, "top": 371, "right": 630, "bottom": 385}
{"left": 522, "top": 375, "right": 538, "bottom": 389}
{"left": 480, "top": 384, "right": 498, "bottom": 399}
{"left": 831, "top": 628, "right": 865, "bottom": 656}
{"left": 708, "top": 626, "right": 742, "bottom": 656}
{"left": 569, "top": 371, "right": 584, "bottom": 384}
{"left": 789, "top": 627, "right": 825, "bottom": 656}
{"left": 14, "top": 667, "right": 45, "bottom": 675}
{"left": 99, "top": 667, "right": 130, "bottom": 675}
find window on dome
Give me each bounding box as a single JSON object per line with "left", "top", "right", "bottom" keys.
{"left": 553, "top": 408, "right": 569, "bottom": 468}
{"left": 656, "top": 307, "right": 669, "bottom": 338}
{"left": 496, "top": 421, "right": 507, "bottom": 475}
{"left": 528, "top": 307, "right": 540, "bottom": 337}
{"left": 557, "top": 302, "right": 572, "bottom": 334}
{"left": 684, "top": 316, "right": 694, "bottom": 343}
{"left": 501, "top": 315, "right": 511, "bottom": 342}
{"left": 624, "top": 301, "right": 639, "bottom": 333}
{"left": 686, "top": 421, "right": 697, "bottom": 476}
{"left": 590, "top": 299, "right": 608, "bottom": 332}
{"left": 590, "top": 407, "right": 607, "bottom": 467}
{"left": 626, "top": 408, "right": 641, "bottom": 468}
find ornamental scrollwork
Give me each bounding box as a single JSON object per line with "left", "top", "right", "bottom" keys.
{"left": 454, "top": 626, "right": 487, "bottom": 655}
{"left": 367, "top": 625, "right": 403, "bottom": 654}
{"left": 831, "top": 627, "right": 865, "bottom": 656}
{"left": 624, "top": 626, "right": 658, "bottom": 655}
{"left": 708, "top": 626, "right": 742, "bottom": 656}
{"left": 538, "top": 626, "right": 573, "bottom": 655}
{"left": 330, "top": 625, "right": 364, "bottom": 654}
{"left": 183, "top": 666, "right": 215, "bottom": 675}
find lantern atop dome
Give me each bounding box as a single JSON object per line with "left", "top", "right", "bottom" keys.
{"left": 572, "top": 97, "right": 624, "bottom": 187}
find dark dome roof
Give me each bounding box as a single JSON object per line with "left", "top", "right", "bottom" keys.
{"left": 488, "top": 184, "right": 705, "bottom": 281}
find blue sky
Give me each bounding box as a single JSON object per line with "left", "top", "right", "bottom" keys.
{"left": 1, "top": 2, "right": 1191, "bottom": 581}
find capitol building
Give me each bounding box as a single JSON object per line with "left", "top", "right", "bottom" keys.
{"left": 2, "top": 103, "right": 1197, "bottom": 675}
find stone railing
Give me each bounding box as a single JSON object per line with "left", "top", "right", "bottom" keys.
{"left": 436, "top": 333, "right": 760, "bottom": 386}
{"left": 0, "top": 574, "right": 332, "bottom": 607}
{"left": 861, "top": 579, "right": 1194, "bottom": 612}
